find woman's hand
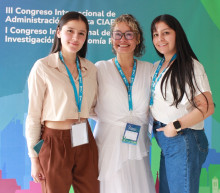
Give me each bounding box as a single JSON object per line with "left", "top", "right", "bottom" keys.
{"left": 156, "top": 122, "right": 178, "bottom": 137}
{"left": 31, "top": 157, "right": 45, "bottom": 183}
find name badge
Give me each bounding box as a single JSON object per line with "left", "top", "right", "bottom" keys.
{"left": 122, "top": 123, "right": 141, "bottom": 145}
{"left": 71, "top": 122, "right": 89, "bottom": 147}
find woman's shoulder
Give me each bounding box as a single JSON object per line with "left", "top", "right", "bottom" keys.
{"left": 79, "top": 57, "right": 97, "bottom": 72}
{"left": 95, "top": 59, "right": 112, "bottom": 67}
{"left": 28, "top": 54, "right": 56, "bottom": 80}
{"left": 136, "top": 60, "right": 153, "bottom": 69}
{"left": 192, "top": 58, "right": 206, "bottom": 75}
{"left": 31, "top": 53, "right": 55, "bottom": 73}
{"left": 152, "top": 60, "right": 160, "bottom": 68}
{"left": 135, "top": 60, "right": 153, "bottom": 76}
{"left": 34, "top": 53, "right": 58, "bottom": 67}
{"left": 146, "top": 60, "right": 160, "bottom": 77}
{"left": 94, "top": 59, "right": 114, "bottom": 73}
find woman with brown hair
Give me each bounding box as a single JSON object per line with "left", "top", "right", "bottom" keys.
{"left": 26, "top": 11, "right": 99, "bottom": 193}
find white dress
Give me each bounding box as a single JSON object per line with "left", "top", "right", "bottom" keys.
{"left": 94, "top": 59, "right": 156, "bottom": 193}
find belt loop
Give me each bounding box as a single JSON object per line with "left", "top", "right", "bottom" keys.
{"left": 40, "top": 125, "right": 45, "bottom": 139}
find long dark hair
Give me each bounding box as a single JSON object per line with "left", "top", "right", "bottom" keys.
{"left": 51, "top": 11, "right": 89, "bottom": 58}
{"left": 151, "top": 14, "right": 206, "bottom": 109}
{"left": 111, "top": 14, "right": 145, "bottom": 57}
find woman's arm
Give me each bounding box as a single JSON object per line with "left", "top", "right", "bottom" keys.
{"left": 31, "top": 157, "right": 45, "bottom": 183}
{"left": 179, "top": 91, "right": 214, "bottom": 129}
{"left": 26, "top": 60, "right": 47, "bottom": 182}
{"left": 157, "top": 91, "right": 215, "bottom": 137}
{"left": 26, "top": 60, "right": 46, "bottom": 157}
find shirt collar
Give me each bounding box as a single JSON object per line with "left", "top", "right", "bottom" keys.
{"left": 47, "top": 52, "right": 88, "bottom": 71}
{"left": 47, "top": 52, "right": 88, "bottom": 78}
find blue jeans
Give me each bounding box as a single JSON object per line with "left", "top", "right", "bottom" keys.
{"left": 153, "top": 121, "right": 208, "bottom": 193}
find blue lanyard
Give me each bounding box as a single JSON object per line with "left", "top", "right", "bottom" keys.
{"left": 59, "top": 51, "right": 83, "bottom": 113}
{"left": 114, "top": 57, "right": 137, "bottom": 111}
{"left": 150, "top": 53, "right": 177, "bottom": 106}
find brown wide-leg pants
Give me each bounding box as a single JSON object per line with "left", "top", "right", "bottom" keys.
{"left": 39, "top": 122, "right": 99, "bottom": 193}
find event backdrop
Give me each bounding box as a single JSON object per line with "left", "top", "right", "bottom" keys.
{"left": 0, "top": 0, "right": 219, "bottom": 192}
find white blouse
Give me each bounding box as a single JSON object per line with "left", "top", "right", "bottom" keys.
{"left": 94, "top": 59, "right": 153, "bottom": 181}
{"left": 150, "top": 59, "right": 211, "bottom": 130}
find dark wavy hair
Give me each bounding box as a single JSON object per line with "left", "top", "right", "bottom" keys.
{"left": 151, "top": 14, "right": 207, "bottom": 109}
{"left": 50, "top": 11, "right": 89, "bottom": 58}
{"left": 111, "top": 14, "right": 145, "bottom": 57}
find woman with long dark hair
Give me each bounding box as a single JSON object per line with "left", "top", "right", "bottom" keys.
{"left": 26, "top": 11, "right": 99, "bottom": 193}
{"left": 150, "top": 14, "right": 214, "bottom": 193}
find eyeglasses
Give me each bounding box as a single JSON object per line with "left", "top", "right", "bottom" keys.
{"left": 112, "top": 31, "right": 136, "bottom": 40}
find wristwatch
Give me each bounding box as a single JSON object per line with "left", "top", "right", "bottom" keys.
{"left": 173, "top": 120, "right": 182, "bottom": 134}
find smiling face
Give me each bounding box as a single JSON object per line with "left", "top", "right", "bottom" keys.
{"left": 152, "top": 21, "right": 176, "bottom": 59}
{"left": 111, "top": 22, "right": 139, "bottom": 56}
{"left": 57, "top": 19, "right": 87, "bottom": 56}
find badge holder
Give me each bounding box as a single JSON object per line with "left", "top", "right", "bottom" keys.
{"left": 71, "top": 116, "right": 89, "bottom": 147}
{"left": 122, "top": 112, "right": 141, "bottom": 145}
{"left": 122, "top": 123, "right": 141, "bottom": 145}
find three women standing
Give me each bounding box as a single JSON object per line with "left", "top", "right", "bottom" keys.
{"left": 26, "top": 10, "right": 214, "bottom": 193}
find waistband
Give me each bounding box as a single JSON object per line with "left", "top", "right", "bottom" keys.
{"left": 153, "top": 120, "right": 166, "bottom": 127}
{"left": 153, "top": 120, "right": 204, "bottom": 132}
{"left": 42, "top": 126, "right": 71, "bottom": 138}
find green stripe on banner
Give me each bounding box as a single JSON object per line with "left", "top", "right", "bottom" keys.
{"left": 201, "top": 0, "right": 220, "bottom": 30}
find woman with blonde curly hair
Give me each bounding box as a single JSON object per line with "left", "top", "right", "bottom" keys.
{"left": 93, "top": 14, "right": 156, "bottom": 193}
